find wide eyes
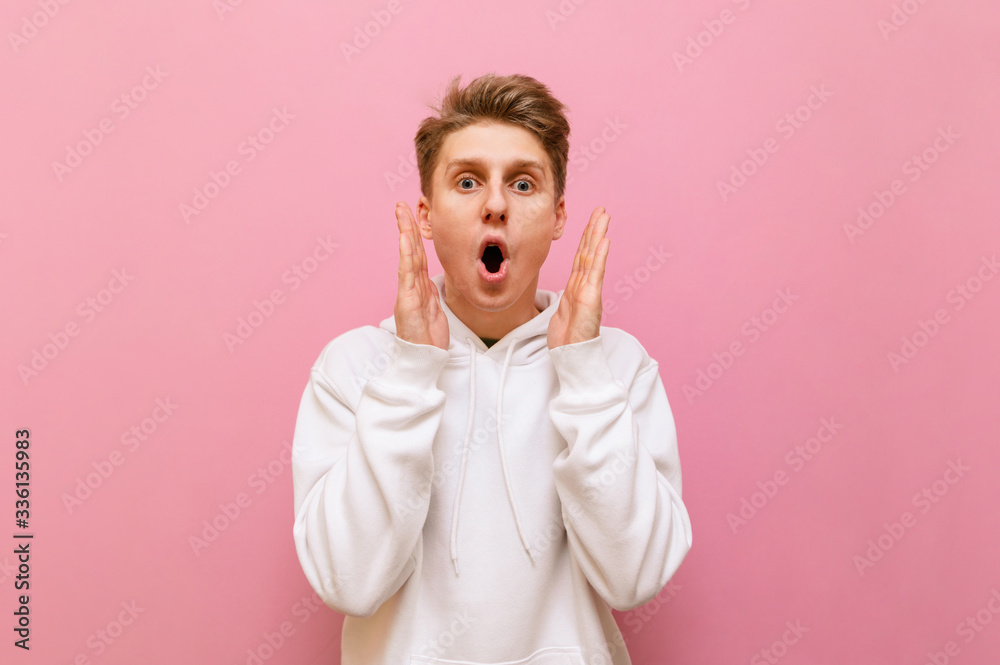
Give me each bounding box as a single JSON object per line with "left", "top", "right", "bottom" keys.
{"left": 457, "top": 176, "right": 534, "bottom": 192}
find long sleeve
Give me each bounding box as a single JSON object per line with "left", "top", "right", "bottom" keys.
{"left": 291, "top": 333, "right": 450, "bottom": 617}
{"left": 547, "top": 334, "right": 693, "bottom": 612}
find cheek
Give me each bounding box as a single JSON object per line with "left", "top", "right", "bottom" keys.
{"left": 519, "top": 236, "right": 551, "bottom": 267}
{"left": 433, "top": 230, "right": 468, "bottom": 265}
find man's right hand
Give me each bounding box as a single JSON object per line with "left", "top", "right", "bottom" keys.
{"left": 394, "top": 201, "right": 450, "bottom": 350}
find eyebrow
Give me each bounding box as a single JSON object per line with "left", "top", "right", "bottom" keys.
{"left": 443, "top": 157, "right": 548, "bottom": 177}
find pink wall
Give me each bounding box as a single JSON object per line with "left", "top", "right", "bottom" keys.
{"left": 3, "top": 1, "right": 999, "bottom": 663}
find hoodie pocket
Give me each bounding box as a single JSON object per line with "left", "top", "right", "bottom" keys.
{"left": 409, "top": 645, "right": 586, "bottom": 665}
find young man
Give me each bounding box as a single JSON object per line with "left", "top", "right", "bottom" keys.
{"left": 291, "top": 73, "right": 692, "bottom": 664}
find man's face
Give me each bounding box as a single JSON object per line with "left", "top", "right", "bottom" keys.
{"left": 417, "top": 121, "right": 566, "bottom": 320}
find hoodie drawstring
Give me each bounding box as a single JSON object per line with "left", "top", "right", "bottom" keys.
{"left": 449, "top": 337, "right": 535, "bottom": 576}
{"left": 496, "top": 337, "right": 536, "bottom": 568}
{"left": 450, "top": 339, "right": 477, "bottom": 576}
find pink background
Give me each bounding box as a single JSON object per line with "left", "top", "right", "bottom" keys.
{"left": 3, "top": 0, "right": 999, "bottom": 663}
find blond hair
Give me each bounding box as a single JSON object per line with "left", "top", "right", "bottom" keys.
{"left": 414, "top": 73, "right": 571, "bottom": 203}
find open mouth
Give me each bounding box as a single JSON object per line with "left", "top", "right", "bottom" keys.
{"left": 481, "top": 244, "right": 504, "bottom": 273}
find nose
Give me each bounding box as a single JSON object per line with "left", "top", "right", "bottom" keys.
{"left": 483, "top": 184, "right": 507, "bottom": 223}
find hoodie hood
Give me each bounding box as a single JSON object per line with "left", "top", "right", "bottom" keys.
{"left": 379, "top": 273, "right": 563, "bottom": 575}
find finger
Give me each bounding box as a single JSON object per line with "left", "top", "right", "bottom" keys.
{"left": 397, "top": 203, "right": 421, "bottom": 294}
{"left": 395, "top": 201, "right": 409, "bottom": 235}
{"left": 571, "top": 208, "right": 596, "bottom": 276}
{"left": 570, "top": 221, "right": 585, "bottom": 278}
{"left": 583, "top": 209, "right": 609, "bottom": 273}
{"left": 580, "top": 207, "right": 599, "bottom": 261}
{"left": 398, "top": 225, "right": 415, "bottom": 292}
{"left": 582, "top": 206, "right": 606, "bottom": 266}
{"left": 588, "top": 236, "right": 610, "bottom": 289}
{"left": 569, "top": 213, "right": 594, "bottom": 292}
{"left": 427, "top": 278, "right": 441, "bottom": 311}
{"left": 570, "top": 229, "right": 583, "bottom": 277}
{"left": 397, "top": 202, "right": 416, "bottom": 258}
{"left": 403, "top": 202, "right": 427, "bottom": 279}
{"left": 398, "top": 202, "right": 425, "bottom": 297}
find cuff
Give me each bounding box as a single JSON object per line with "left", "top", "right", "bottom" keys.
{"left": 548, "top": 334, "right": 620, "bottom": 396}
{"left": 373, "top": 335, "right": 450, "bottom": 392}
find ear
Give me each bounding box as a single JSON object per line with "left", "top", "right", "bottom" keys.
{"left": 551, "top": 195, "right": 567, "bottom": 240}
{"left": 416, "top": 194, "right": 434, "bottom": 240}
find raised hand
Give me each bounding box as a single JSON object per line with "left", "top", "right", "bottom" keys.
{"left": 548, "top": 206, "right": 610, "bottom": 349}
{"left": 394, "top": 201, "right": 450, "bottom": 350}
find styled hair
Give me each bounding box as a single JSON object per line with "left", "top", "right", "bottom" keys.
{"left": 414, "top": 73, "right": 571, "bottom": 204}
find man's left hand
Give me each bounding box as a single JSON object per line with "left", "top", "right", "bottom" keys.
{"left": 548, "top": 206, "right": 610, "bottom": 349}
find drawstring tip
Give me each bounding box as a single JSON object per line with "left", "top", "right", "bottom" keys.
{"left": 525, "top": 545, "right": 537, "bottom": 567}
{"left": 452, "top": 556, "right": 459, "bottom": 576}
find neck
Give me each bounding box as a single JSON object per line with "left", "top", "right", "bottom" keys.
{"left": 443, "top": 276, "right": 541, "bottom": 340}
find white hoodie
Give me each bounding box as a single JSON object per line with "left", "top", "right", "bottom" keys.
{"left": 291, "top": 273, "right": 692, "bottom": 665}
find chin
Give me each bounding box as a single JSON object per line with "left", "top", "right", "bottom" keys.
{"left": 459, "top": 276, "right": 519, "bottom": 312}
{"left": 466, "top": 289, "right": 516, "bottom": 313}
